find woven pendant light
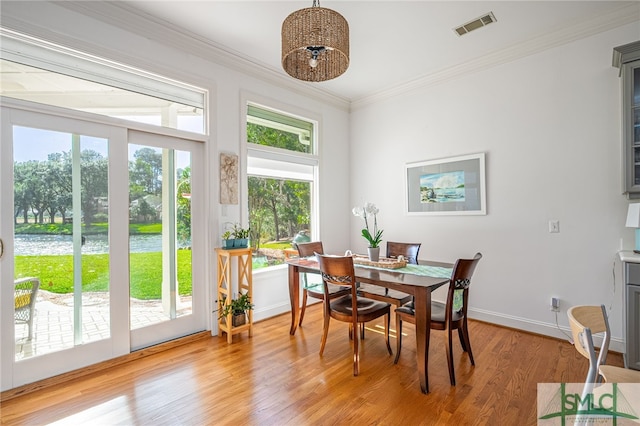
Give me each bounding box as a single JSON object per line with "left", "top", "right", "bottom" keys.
{"left": 281, "top": 0, "right": 349, "bottom": 82}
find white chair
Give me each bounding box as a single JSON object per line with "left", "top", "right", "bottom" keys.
{"left": 567, "top": 304, "right": 640, "bottom": 421}
{"left": 14, "top": 277, "right": 40, "bottom": 340}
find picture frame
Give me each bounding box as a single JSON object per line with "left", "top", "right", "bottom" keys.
{"left": 405, "top": 153, "right": 486, "bottom": 215}
{"left": 220, "top": 153, "right": 239, "bottom": 205}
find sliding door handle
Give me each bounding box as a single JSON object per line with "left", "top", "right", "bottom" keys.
{"left": 0, "top": 238, "right": 3, "bottom": 259}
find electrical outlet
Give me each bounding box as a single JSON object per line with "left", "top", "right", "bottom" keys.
{"left": 550, "top": 297, "right": 560, "bottom": 312}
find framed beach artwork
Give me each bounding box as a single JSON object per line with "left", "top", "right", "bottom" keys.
{"left": 405, "top": 153, "right": 486, "bottom": 215}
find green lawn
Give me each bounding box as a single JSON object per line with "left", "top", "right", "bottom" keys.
{"left": 259, "top": 241, "right": 292, "bottom": 249}
{"left": 15, "top": 222, "right": 189, "bottom": 299}
{"left": 15, "top": 222, "right": 161, "bottom": 235}
{"left": 15, "top": 251, "right": 192, "bottom": 299}
{"left": 14, "top": 224, "right": 292, "bottom": 298}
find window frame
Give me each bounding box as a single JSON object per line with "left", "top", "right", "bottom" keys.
{"left": 0, "top": 28, "right": 207, "bottom": 135}
{"left": 243, "top": 99, "right": 320, "bottom": 268}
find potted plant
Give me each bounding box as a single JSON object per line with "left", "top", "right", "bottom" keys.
{"left": 221, "top": 224, "right": 250, "bottom": 249}
{"left": 221, "top": 230, "right": 234, "bottom": 249}
{"left": 352, "top": 202, "right": 383, "bottom": 261}
{"left": 231, "top": 223, "right": 250, "bottom": 248}
{"left": 218, "top": 292, "right": 254, "bottom": 326}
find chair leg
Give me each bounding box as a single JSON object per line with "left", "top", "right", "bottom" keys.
{"left": 446, "top": 328, "right": 456, "bottom": 386}
{"left": 319, "top": 310, "right": 331, "bottom": 356}
{"left": 27, "top": 318, "right": 34, "bottom": 341}
{"left": 299, "top": 289, "right": 309, "bottom": 326}
{"left": 460, "top": 320, "right": 475, "bottom": 366}
{"left": 353, "top": 326, "right": 360, "bottom": 376}
{"left": 360, "top": 322, "right": 365, "bottom": 339}
{"left": 384, "top": 312, "right": 392, "bottom": 355}
{"left": 458, "top": 328, "right": 467, "bottom": 351}
{"left": 394, "top": 314, "right": 403, "bottom": 364}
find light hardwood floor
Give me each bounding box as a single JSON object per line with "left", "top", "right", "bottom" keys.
{"left": 0, "top": 304, "right": 623, "bottom": 425}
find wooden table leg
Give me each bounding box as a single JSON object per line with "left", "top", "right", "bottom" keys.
{"left": 288, "top": 264, "right": 300, "bottom": 335}
{"left": 413, "top": 288, "right": 431, "bottom": 394}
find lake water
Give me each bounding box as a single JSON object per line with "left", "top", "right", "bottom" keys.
{"left": 14, "top": 234, "right": 188, "bottom": 255}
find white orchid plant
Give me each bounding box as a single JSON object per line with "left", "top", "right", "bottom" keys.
{"left": 352, "top": 202, "right": 383, "bottom": 248}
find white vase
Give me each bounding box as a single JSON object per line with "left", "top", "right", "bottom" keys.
{"left": 367, "top": 247, "right": 380, "bottom": 262}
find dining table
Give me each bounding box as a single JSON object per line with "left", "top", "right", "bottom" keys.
{"left": 286, "top": 255, "right": 454, "bottom": 394}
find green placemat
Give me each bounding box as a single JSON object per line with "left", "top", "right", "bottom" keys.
{"left": 356, "top": 263, "right": 452, "bottom": 278}
{"left": 397, "top": 264, "right": 453, "bottom": 278}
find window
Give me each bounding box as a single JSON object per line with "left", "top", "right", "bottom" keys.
{"left": 0, "top": 29, "right": 205, "bottom": 133}
{"left": 246, "top": 103, "right": 318, "bottom": 269}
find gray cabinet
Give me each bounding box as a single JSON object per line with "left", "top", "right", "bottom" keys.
{"left": 624, "top": 261, "right": 640, "bottom": 370}
{"left": 614, "top": 41, "right": 640, "bottom": 199}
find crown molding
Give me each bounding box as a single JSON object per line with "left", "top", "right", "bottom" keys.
{"left": 5, "top": 1, "right": 637, "bottom": 113}
{"left": 351, "top": 3, "right": 640, "bottom": 110}
{"left": 40, "top": 1, "right": 352, "bottom": 112}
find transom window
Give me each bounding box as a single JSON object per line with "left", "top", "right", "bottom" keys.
{"left": 0, "top": 28, "right": 205, "bottom": 134}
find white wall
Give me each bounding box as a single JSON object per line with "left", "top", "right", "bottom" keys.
{"left": 349, "top": 23, "right": 639, "bottom": 350}
{"left": 1, "top": 2, "right": 351, "bottom": 332}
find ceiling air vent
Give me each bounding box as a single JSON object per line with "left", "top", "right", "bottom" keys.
{"left": 454, "top": 12, "right": 497, "bottom": 36}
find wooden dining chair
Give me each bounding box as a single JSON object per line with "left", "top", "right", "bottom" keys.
{"left": 316, "top": 253, "right": 393, "bottom": 376}
{"left": 296, "top": 241, "right": 350, "bottom": 327}
{"left": 358, "top": 241, "right": 421, "bottom": 309}
{"left": 567, "top": 305, "right": 640, "bottom": 399}
{"left": 394, "top": 252, "right": 482, "bottom": 386}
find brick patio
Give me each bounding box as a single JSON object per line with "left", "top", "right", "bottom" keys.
{"left": 14, "top": 290, "right": 193, "bottom": 360}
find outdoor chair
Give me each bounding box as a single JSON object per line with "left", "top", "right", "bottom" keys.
{"left": 14, "top": 277, "right": 40, "bottom": 340}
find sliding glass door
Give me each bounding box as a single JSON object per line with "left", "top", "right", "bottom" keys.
{"left": 0, "top": 108, "right": 206, "bottom": 391}
{"left": 128, "top": 131, "right": 205, "bottom": 350}
{"left": 1, "top": 108, "right": 129, "bottom": 389}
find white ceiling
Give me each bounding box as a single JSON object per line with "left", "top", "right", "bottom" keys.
{"left": 119, "top": 1, "right": 639, "bottom": 102}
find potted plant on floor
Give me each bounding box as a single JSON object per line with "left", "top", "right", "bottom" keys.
{"left": 218, "top": 292, "right": 253, "bottom": 327}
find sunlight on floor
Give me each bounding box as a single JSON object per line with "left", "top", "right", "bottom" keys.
{"left": 47, "top": 396, "right": 134, "bottom": 425}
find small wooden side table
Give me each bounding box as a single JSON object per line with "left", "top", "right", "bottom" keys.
{"left": 215, "top": 247, "right": 253, "bottom": 343}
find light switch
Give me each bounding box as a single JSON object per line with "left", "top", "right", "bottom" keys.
{"left": 548, "top": 220, "right": 560, "bottom": 233}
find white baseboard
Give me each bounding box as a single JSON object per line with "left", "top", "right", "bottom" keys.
{"left": 221, "top": 298, "right": 626, "bottom": 355}
{"left": 253, "top": 302, "right": 291, "bottom": 322}
{"left": 468, "top": 307, "right": 625, "bottom": 353}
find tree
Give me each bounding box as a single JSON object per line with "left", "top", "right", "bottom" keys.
{"left": 131, "top": 147, "right": 162, "bottom": 195}
{"left": 247, "top": 123, "right": 312, "bottom": 246}
{"left": 131, "top": 198, "right": 156, "bottom": 222}
{"left": 13, "top": 161, "right": 32, "bottom": 224}
{"left": 79, "top": 149, "right": 108, "bottom": 227}
{"left": 177, "top": 166, "right": 191, "bottom": 244}
{"left": 45, "top": 152, "right": 71, "bottom": 224}
{"left": 27, "top": 161, "right": 49, "bottom": 224}
{"left": 248, "top": 176, "right": 271, "bottom": 249}
{"left": 247, "top": 123, "right": 308, "bottom": 153}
